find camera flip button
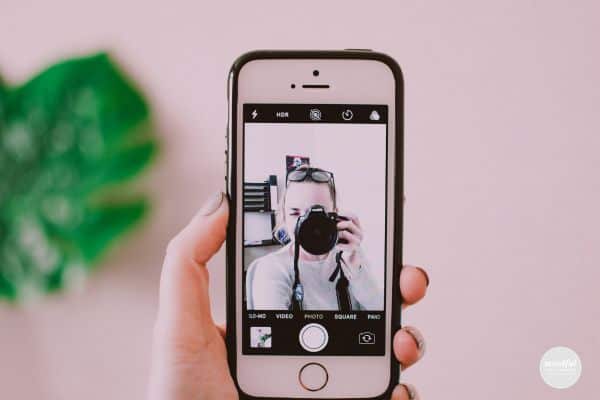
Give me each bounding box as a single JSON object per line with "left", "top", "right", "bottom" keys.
{"left": 299, "top": 323, "right": 329, "bottom": 352}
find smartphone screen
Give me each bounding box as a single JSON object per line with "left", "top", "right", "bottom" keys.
{"left": 242, "top": 103, "right": 388, "bottom": 356}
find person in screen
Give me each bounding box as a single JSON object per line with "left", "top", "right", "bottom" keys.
{"left": 246, "top": 165, "right": 384, "bottom": 311}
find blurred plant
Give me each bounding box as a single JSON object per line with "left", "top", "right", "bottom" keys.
{"left": 0, "top": 53, "right": 158, "bottom": 302}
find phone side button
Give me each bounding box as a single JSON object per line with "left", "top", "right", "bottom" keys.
{"left": 298, "top": 362, "right": 328, "bottom": 392}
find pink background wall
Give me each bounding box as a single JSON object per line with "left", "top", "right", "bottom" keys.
{"left": 1, "top": 0, "right": 599, "bottom": 398}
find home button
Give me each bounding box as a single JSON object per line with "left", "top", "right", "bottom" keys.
{"left": 299, "top": 362, "right": 328, "bottom": 392}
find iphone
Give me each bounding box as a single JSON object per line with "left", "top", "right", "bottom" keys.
{"left": 225, "top": 50, "right": 403, "bottom": 399}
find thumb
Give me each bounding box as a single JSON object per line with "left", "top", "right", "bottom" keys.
{"left": 169, "top": 191, "right": 229, "bottom": 266}
{"left": 150, "top": 192, "right": 236, "bottom": 400}
{"left": 156, "top": 191, "right": 229, "bottom": 341}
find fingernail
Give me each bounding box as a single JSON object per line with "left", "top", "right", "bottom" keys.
{"left": 415, "top": 266, "right": 429, "bottom": 287}
{"left": 401, "top": 383, "right": 418, "bottom": 400}
{"left": 404, "top": 326, "right": 426, "bottom": 358}
{"left": 200, "top": 192, "right": 224, "bottom": 216}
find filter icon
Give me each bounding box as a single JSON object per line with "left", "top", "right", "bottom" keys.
{"left": 369, "top": 110, "right": 381, "bottom": 121}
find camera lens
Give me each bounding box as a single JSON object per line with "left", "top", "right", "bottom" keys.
{"left": 296, "top": 206, "right": 338, "bottom": 255}
{"left": 313, "top": 69, "right": 319, "bottom": 77}
{"left": 291, "top": 83, "right": 296, "bottom": 89}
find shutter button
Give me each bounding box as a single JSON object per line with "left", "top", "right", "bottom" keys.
{"left": 299, "top": 323, "right": 328, "bottom": 352}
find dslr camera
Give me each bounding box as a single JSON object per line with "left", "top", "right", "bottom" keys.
{"left": 294, "top": 204, "right": 347, "bottom": 255}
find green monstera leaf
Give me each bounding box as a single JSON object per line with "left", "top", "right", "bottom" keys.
{"left": 0, "top": 53, "right": 158, "bottom": 301}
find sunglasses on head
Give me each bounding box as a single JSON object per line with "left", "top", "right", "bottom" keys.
{"left": 286, "top": 167, "right": 334, "bottom": 185}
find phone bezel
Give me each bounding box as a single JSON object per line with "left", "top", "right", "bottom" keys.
{"left": 226, "top": 50, "right": 404, "bottom": 399}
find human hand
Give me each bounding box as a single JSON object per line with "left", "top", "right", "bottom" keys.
{"left": 336, "top": 211, "right": 363, "bottom": 272}
{"left": 148, "top": 191, "right": 429, "bottom": 400}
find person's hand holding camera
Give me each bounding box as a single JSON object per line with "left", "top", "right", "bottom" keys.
{"left": 335, "top": 211, "right": 364, "bottom": 275}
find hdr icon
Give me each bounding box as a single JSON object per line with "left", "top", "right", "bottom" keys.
{"left": 275, "top": 111, "right": 289, "bottom": 118}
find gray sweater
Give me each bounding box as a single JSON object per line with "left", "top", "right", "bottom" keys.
{"left": 247, "top": 244, "right": 383, "bottom": 311}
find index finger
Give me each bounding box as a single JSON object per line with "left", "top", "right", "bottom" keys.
{"left": 337, "top": 210, "right": 362, "bottom": 229}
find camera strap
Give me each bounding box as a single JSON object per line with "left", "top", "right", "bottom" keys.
{"left": 329, "top": 251, "right": 352, "bottom": 312}
{"left": 290, "top": 240, "right": 304, "bottom": 312}
{"left": 290, "top": 246, "right": 352, "bottom": 312}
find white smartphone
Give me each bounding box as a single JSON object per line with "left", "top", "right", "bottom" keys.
{"left": 225, "top": 50, "right": 403, "bottom": 399}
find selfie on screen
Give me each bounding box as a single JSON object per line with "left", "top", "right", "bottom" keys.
{"left": 243, "top": 118, "right": 387, "bottom": 313}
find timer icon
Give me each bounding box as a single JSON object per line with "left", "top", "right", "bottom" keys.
{"left": 341, "top": 109, "right": 353, "bottom": 121}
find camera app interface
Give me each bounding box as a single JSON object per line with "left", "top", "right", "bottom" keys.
{"left": 243, "top": 104, "right": 388, "bottom": 356}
